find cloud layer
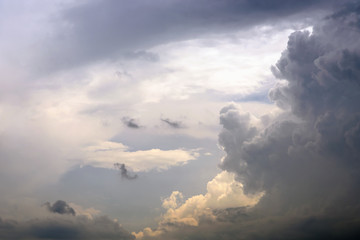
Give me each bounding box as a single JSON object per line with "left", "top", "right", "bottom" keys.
{"left": 39, "top": 0, "right": 340, "bottom": 73}
{"left": 0, "top": 215, "right": 134, "bottom": 240}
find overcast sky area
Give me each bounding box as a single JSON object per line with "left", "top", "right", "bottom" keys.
{"left": 1, "top": 0, "right": 360, "bottom": 239}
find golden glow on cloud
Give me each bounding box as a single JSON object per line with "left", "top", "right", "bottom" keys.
{"left": 134, "top": 171, "right": 264, "bottom": 238}
{"left": 84, "top": 141, "right": 200, "bottom": 171}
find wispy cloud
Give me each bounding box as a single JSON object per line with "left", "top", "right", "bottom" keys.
{"left": 161, "top": 118, "right": 184, "bottom": 129}
{"left": 114, "top": 163, "right": 138, "bottom": 180}
{"left": 122, "top": 117, "right": 141, "bottom": 129}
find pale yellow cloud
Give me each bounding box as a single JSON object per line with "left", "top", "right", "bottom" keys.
{"left": 134, "top": 171, "right": 264, "bottom": 239}
{"left": 83, "top": 141, "right": 199, "bottom": 171}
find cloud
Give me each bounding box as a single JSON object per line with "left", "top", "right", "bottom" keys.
{"left": 0, "top": 1, "right": 358, "bottom": 239}
{"left": 0, "top": 215, "right": 135, "bottom": 240}
{"left": 122, "top": 117, "right": 141, "bottom": 129}
{"left": 135, "top": 3, "right": 360, "bottom": 239}
{"left": 0, "top": 0, "right": 331, "bottom": 201}
{"left": 44, "top": 200, "right": 76, "bottom": 216}
{"left": 68, "top": 203, "right": 100, "bottom": 220}
{"left": 137, "top": 214, "right": 360, "bottom": 240}
{"left": 114, "top": 163, "right": 138, "bottom": 180}
{"left": 84, "top": 141, "right": 199, "bottom": 171}
{"left": 161, "top": 118, "right": 184, "bottom": 129}
{"left": 135, "top": 171, "right": 263, "bottom": 238}
{"left": 219, "top": 0, "right": 360, "bottom": 210}
{"left": 22, "top": 0, "right": 344, "bottom": 75}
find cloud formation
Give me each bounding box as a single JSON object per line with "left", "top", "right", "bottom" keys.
{"left": 114, "top": 163, "right": 138, "bottom": 180}
{"left": 135, "top": 3, "right": 360, "bottom": 239}
{"left": 84, "top": 141, "right": 199, "bottom": 171}
{"left": 0, "top": 1, "right": 357, "bottom": 239}
{"left": 161, "top": 118, "right": 184, "bottom": 129}
{"left": 44, "top": 200, "right": 76, "bottom": 216}
{"left": 135, "top": 171, "right": 263, "bottom": 238}
{"left": 0, "top": 215, "right": 134, "bottom": 240}
{"left": 9, "top": 0, "right": 340, "bottom": 77}
{"left": 122, "top": 117, "right": 141, "bottom": 129}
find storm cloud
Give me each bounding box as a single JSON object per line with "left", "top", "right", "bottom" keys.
{"left": 218, "top": 2, "right": 360, "bottom": 236}
{"left": 1, "top": 1, "right": 358, "bottom": 239}
{"left": 32, "top": 0, "right": 346, "bottom": 75}
{"left": 218, "top": 0, "right": 360, "bottom": 202}
{"left": 0, "top": 215, "right": 134, "bottom": 240}
{"left": 138, "top": 2, "right": 360, "bottom": 239}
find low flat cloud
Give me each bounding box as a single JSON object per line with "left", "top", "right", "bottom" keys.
{"left": 84, "top": 141, "right": 199, "bottom": 171}
{"left": 0, "top": 215, "right": 135, "bottom": 240}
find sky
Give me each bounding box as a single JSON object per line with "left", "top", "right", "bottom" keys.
{"left": 1, "top": 0, "right": 360, "bottom": 239}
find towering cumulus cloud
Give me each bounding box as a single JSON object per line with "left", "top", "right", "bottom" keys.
{"left": 137, "top": 3, "right": 360, "bottom": 239}
{"left": 225, "top": 2, "right": 360, "bottom": 211}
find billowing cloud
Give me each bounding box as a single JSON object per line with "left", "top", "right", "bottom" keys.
{"left": 44, "top": 200, "right": 76, "bottom": 216}
{"left": 135, "top": 3, "right": 360, "bottom": 239}
{"left": 135, "top": 171, "right": 263, "bottom": 238}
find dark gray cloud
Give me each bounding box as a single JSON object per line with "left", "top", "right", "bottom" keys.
{"left": 35, "top": 0, "right": 346, "bottom": 74}
{"left": 0, "top": 215, "right": 134, "bottom": 240}
{"left": 218, "top": 1, "right": 360, "bottom": 236}
{"left": 142, "top": 213, "right": 360, "bottom": 240}
{"left": 114, "top": 163, "right": 138, "bottom": 180}
{"left": 44, "top": 200, "right": 76, "bottom": 216}
{"left": 122, "top": 117, "right": 141, "bottom": 129}
{"left": 161, "top": 118, "right": 184, "bottom": 129}
{"left": 221, "top": 0, "right": 360, "bottom": 200}
{"left": 141, "top": 3, "right": 360, "bottom": 239}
